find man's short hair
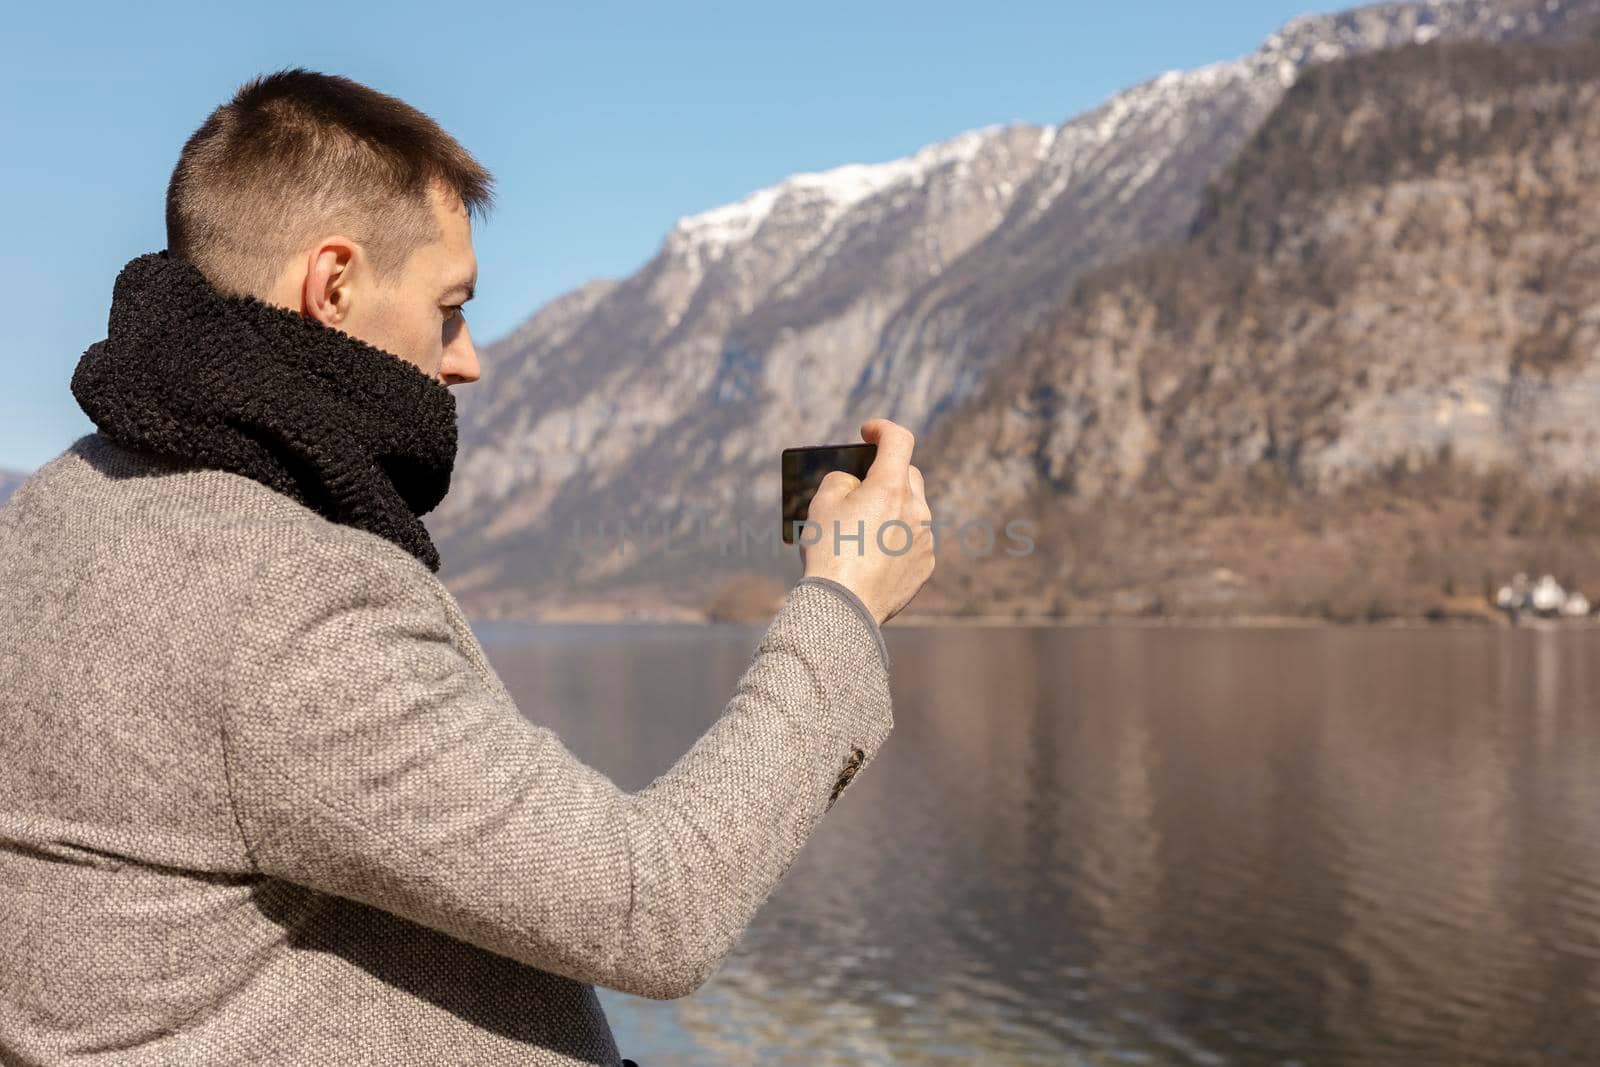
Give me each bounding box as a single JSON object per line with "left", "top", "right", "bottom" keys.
{"left": 166, "top": 67, "right": 495, "bottom": 299}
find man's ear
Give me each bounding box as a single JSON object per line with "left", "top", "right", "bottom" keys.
{"left": 301, "top": 239, "right": 361, "bottom": 326}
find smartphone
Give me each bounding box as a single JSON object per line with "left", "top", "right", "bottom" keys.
{"left": 782, "top": 442, "right": 878, "bottom": 544}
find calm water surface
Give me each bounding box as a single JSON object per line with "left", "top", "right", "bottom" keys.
{"left": 473, "top": 622, "right": 1600, "bottom": 1067}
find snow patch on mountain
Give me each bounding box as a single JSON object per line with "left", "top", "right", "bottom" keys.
{"left": 666, "top": 123, "right": 1022, "bottom": 261}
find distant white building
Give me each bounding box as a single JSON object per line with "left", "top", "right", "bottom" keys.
{"left": 1495, "top": 572, "right": 1594, "bottom": 621}
{"left": 1531, "top": 574, "right": 1566, "bottom": 616}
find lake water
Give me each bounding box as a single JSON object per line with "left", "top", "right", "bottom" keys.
{"left": 473, "top": 621, "right": 1600, "bottom": 1066}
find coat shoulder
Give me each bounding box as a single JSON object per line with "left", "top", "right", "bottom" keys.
{"left": 2, "top": 432, "right": 435, "bottom": 604}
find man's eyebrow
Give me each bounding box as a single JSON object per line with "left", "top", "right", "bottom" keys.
{"left": 442, "top": 279, "right": 477, "bottom": 301}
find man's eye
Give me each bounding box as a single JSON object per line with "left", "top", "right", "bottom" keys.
{"left": 442, "top": 305, "right": 466, "bottom": 321}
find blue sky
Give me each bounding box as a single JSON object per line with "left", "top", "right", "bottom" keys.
{"left": 2, "top": 0, "right": 1333, "bottom": 470}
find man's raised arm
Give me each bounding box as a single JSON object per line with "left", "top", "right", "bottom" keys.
{"left": 218, "top": 533, "right": 893, "bottom": 1001}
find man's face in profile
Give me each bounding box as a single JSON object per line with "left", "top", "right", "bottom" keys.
{"left": 275, "top": 180, "right": 481, "bottom": 387}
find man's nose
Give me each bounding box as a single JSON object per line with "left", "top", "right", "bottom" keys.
{"left": 442, "top": 329, "right": 480, "bottom": 386}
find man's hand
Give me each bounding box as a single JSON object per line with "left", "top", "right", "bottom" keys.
{"left": 798, "top": 418, "right": 935, "bottom": 626}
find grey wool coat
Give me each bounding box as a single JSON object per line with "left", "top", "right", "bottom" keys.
{"left": 0, "top": 433, "right": 895, "bottom": 1066}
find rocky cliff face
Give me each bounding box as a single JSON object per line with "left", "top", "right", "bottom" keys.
{"left": 921, "top": 36, "right": 1600, "bottom": 621}
{"left": 434, "top": 0, "right": 1600, "bottom": 620}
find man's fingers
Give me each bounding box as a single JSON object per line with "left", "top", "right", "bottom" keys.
{"left": 861, "top": 418, "right": 915, "bottom": 489}
{"left": 908, "top": 464, "right": 925, "bottom": 499}
{"left": 811, "top": 469, "right": 860, "bottom": 511}
{"left": 817, "top": 469, "right": 861, "bottom": 495}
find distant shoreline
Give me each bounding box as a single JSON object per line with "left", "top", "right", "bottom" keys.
{"left": 470, "top": 609, "right": 1600, "bottom": 631}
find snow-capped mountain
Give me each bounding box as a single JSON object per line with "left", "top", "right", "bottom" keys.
{"left": 855, "top": 0, "right": 1600, "bottom": 427}
{"left": 434, "top": 0, "right": 1600, "bottom": 620}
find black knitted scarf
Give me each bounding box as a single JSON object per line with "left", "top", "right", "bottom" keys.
{"left": 71, "top": 249, "right": 458, "bottom": 572}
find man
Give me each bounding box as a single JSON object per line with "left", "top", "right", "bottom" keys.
{"left": 0, "top": 68, "right": 934, "bottom": 1066}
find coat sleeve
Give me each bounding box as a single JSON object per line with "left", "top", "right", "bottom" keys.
{"left": 217, "top": 534, "right": 894, "bottom": 1001}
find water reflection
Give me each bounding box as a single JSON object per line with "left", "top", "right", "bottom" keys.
{"left": 476, "top": 622, "right": 1600, "bottom": 1066}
